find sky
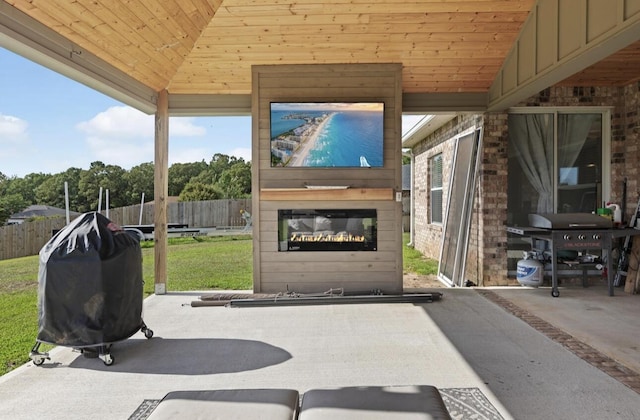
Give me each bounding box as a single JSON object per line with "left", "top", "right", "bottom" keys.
{"left": 0, "top": 47, "right": 425, "bottom": 178}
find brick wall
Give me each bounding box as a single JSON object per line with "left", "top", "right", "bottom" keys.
{"left": 411, "top": 82, "right": 640, "bottom": 287}
{"left": 478, "top": 113, "right": 510, "bottom": 285}
{"left": 621, "top": 83, "right": 640, "bottom": 216}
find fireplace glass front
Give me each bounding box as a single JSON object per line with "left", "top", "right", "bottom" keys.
{"left": 278, "top": 209, "right": 377, "bottom": 251}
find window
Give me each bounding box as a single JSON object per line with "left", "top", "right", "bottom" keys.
{"left": 430, "top": 154, "right": 443, "bottom": 224}
{"left": 507, "top": 109, "right": 609, "bottom": 226}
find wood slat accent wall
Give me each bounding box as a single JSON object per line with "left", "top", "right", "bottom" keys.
{"left": 251, "top": 63, "right": 403, "bottom": 294}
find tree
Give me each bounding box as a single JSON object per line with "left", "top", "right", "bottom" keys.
{"left": 168, "top": 161, "right": 208, "bottom": 196}
{"left": 34, "top": 168, "right": 82, "bottom": 210}
{"left": 178, "top": 181, "right": 222, "bottom": 201}
{"left": 125, "top": 162, "right": 154, "bottom": 204}
{"left": 0, "top": 172, "right": 9, "bottom": 195}
{"left": 190, "top": 167, "right": 217, "bottom": 185}
{"left": 209, "top": 153, "right": 244, "bottom": 181}
{"left": 0, "top": 193, "right": 28, "bottom": 225}
{"left": 0, "top": 171, "right": 8, "bottom": 195}
{"left": 4, "top": 172, "right": 51, "bottom": 205}
{"left": 0, "top": 153, "right": 252, "bottom": 214}
{"left": 186, "top": 154, "right": 251, "bottom": 198}
{"left": 217, "top": 161, "right": 252, "bottom": 198}
{"left": 77, "top": 161, "right": 127, "bottom": 212}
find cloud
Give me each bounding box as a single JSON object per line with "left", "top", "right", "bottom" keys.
{"left": 170, "top": 117, "right": 206, "bottom": 136}
{"left": 72, "top": 107, "right": 251, "bottom": 171}
{"left": 76, "top": 106, "right": 206, "bottom": 138}
{"left": 0, "top": 114, "right": 31, "bottom": 175}
{"left": 228, "top": 147, "right": 252, "bottom": 162}
{"left": 76, "top": 107, "right": 208, "bottom": 169}
{"left": 0, "top": 113, "right": 29, "bottom": 143}
{"left": 76, "top": 106, "right": 153, "bottom": 138}
{"left": 85, "top": 136, "right": 155, "bottom": 168}
{"left": 169, "top": 147, "right": 212, "bottom": 166}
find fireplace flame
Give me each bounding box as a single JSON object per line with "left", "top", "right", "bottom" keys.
{"left": 290, "top": 232, "right": 366, "bottom": 243}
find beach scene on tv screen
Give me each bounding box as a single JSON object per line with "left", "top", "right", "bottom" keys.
{"left": 270, "top": 102, "right": 384, "bottom": 167}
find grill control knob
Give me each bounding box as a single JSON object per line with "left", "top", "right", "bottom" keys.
{"left": 563, "top": 234, "right": 572, "bottom": 240}
{"left": 593, "top": 234, "right": 601, "bottom": 240}
{"left": 578, "top": 234, "right": 586, "bottom": 240}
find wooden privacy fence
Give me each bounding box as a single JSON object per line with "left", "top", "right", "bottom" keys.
{"left": 0, "top": 198, "right": 252, "bottom": 261}
{"left": 0, "top": 217, "right": 69, "bottom": 261}
{"left": 107, "top": 198, "right": 252, "bottom": 228}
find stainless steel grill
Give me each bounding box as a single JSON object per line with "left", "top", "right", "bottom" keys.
{"left": 508, "top": 213, "right": 639, "bottom": 297}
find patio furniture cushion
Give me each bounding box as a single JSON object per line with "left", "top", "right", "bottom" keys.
{"left": 299, "top": 385, "right": 451, "bottom": 420}
{"left": 146, "top": 389, "right": 299, "bottom": 420}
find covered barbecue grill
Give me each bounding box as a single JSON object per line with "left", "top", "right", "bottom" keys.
{"left": 29, "top": 212, "right": 153, "bottom": 366}
{"left": 508, "top": 213, "right": 640, "bottom": 297}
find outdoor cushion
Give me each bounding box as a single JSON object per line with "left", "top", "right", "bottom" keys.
{"left": 146, "top": 388, "right": 299, "bottom": 420}
{"left": 299, "top": 385, "right": 451, "bottom": 420}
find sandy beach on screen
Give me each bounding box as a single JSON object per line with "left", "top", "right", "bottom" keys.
{"left": 287, "top": 113, "right": 334, "bottom": 166}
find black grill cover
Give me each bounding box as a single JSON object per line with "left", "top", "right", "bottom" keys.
{"left": 36, "top": 212, "right": 143, "bottom": 347}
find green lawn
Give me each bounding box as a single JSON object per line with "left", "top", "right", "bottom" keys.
{"left": 402, "top": 236, "right": 439, "bottom": 276}
{"left": 0, "top": 233, "right": 435, "bottom": 376}
{"left": 0, "top": 235, "right": 252, "bottom": 376}
{"left": 140, "top": 236, "right": 253, "bottom": 294}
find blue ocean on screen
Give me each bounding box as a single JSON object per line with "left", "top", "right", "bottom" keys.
{"left": 270, "top": 110, "right": 326, "bottom": 138}
{"left": 270, "top": 107, "right": 384, "bottom": 167}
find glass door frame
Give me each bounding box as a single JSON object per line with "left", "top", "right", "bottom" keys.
{"left": 508, "top": 106, "right": 612, "bottom": 211}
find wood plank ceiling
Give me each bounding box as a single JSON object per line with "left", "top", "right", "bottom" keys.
{"left": 3, "top": 0, "right": 640, "bottom": 100}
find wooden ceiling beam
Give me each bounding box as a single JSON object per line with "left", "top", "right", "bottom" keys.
{"left": 218, "top": 2, "right": 532, "bottom": 16}
{"left": 210, "top": 18, "right": 525, "bottom": 33}
{"left": 211, "top": 10, "right": 529, "bottom": 25}
{"left": 198, "top": 32, "right": 517, "bottom": 44}
{"left": 199, "top": 41, "right": 510, "bottom": 54}
{"left": 184, "top": 48, "right": 509, "bottom": 61}
{"left": 166, "top": 90, "right": 488, "bottom": 116}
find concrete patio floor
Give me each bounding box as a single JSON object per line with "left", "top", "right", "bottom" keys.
{"left": 0, "top": 285, "right": 639, "bottom": 419}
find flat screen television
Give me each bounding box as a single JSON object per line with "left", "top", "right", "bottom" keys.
{"left": 270, "top": 102, "right": 384, "bottom": 167}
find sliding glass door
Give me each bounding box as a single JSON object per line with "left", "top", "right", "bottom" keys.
{"left": 506, "top": 108, "right": 609, "bottom": 273}
{"left": 507, "top": 109, "right": 607, "bottom": 226}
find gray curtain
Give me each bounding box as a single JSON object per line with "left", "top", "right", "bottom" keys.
{"left": 510, "top": 114, "right": 554, "bottom": 213}
{"left": 557, "top": 114, "right": 597, "bottom": 169}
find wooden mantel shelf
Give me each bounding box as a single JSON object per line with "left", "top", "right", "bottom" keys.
{"left": 260, "top": 188, "right": 394, "bottom": 201}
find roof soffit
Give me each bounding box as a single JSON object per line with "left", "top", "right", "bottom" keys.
{"left": 1, "top": 1, "right": 639, "bottom": 116}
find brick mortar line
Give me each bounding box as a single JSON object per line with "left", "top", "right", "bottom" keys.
{"left": 476, "top": 289, "right": 640, "bottom": 395}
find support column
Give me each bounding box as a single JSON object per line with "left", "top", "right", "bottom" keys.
{"left": 154, "top": 89, "right": 169, "bottom": 294}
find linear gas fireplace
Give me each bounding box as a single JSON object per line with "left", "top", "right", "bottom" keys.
{"left": 278, "top": 209, "right": 377, "bottom": 251}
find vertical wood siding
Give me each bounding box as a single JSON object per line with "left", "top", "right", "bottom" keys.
{"left": 252, "top": 63, "right": 403, "bottom": 294}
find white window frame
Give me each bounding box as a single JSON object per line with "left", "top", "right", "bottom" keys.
{"left": 508, "top": 106, "right": 612, "bottom": 208}
{"left": 430, "top": 153, "right": 443, "bottom": 224}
